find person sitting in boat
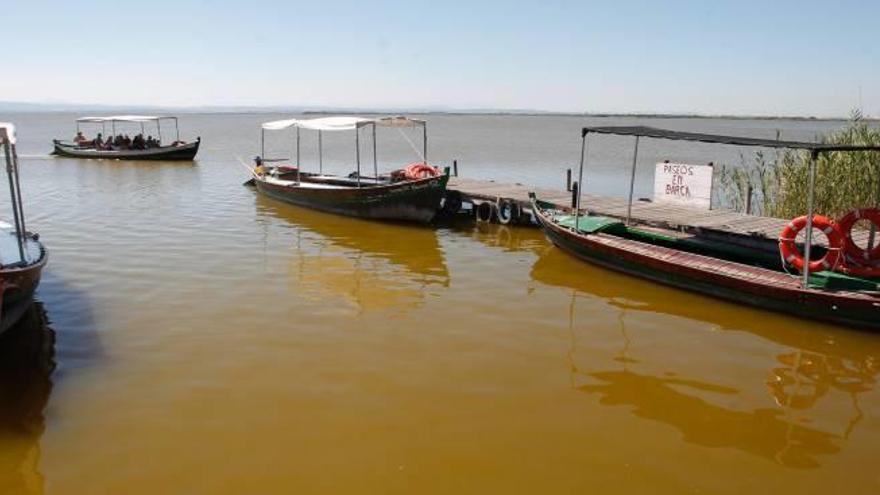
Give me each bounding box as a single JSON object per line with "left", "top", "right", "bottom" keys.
{"left": 73, "top": 131, "right": 88, "bottom": 145}
{"left": 253, "top": 156, "right": 265, "bottom": 177}
{"left": 146, "top": 135, "right": 157, "bottom": 148}
{"left": 123, "top": 135, "right": 131, "bottom": 148}
{"left": 93, "top": 133, "right": 103, "bottom": 148}
{"left": 103, "top": 134, "right": 114, "bottom": 150}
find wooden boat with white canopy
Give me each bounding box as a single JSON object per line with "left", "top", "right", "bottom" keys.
{"left": 0, "top": 123, "right": 47, "bottom": 334}
{"left": 247, "top": 116, "right": 449, "bottom": 223}
{"left": 52, "top": 115, "right": 200, "bottom": 160}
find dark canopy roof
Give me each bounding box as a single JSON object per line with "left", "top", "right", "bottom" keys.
{"left": 583, "top": 126, "right": 880, "bottom": 153}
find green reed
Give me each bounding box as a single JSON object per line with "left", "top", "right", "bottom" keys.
{"left": 715, "top": 111, "right": 880, "bottom": 219}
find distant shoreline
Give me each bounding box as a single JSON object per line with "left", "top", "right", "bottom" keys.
{"left": 304, "top": 110, "right": 874, "bottom": 122}
{"left": 0, "top": 101, "right": 874, "bottom": 122}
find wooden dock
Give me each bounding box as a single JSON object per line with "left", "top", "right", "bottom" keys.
{"left": 447, "top": 177, "right": 861, "bottom": 249}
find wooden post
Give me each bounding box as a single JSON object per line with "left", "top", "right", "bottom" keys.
{"left": 571, "top": 181, "right": 578, "bottom": 209}
{"left": 453, "top": 159, "right": 458, "bottom": 177}
{"left": 566, "top": 168, "right": 571, "bottom": 191}
{"left": 372, "top": 123, "right": 378, "bottom": 180}
{"left": 355, "top": 126, "right": 361, "bottom": 188}
{"left": 745, "top": 184, "right": 753, "bottom": 215}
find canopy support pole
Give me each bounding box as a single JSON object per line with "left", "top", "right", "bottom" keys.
{"left": 260, "top": 129, "right": 265, "bottom": 159}
{"left": 355, "top": 128, "right": 361, "bottom": 188}
{"left": 574, "top": 130, "right": 587, "bottom": 231}
{"left": 318, "top": 131, "right": 323, "bottom": 174}
{"left": 157, "top": 120, "right": 162, "bottom": 144}
{"left": 174, "top": 118, "right": 180, "bottom": 142}
{"left": 3, "top": 142, "right": 25, "bottom": 263}
{"left": 802, "top": 151, "right": 819, "bottom": 287}
{"left": 11, "top": 144, "right": 25, "bottom": 239}
{"left": 107, "top": 122, "right": 111, "bottom": 136}
{"left": 372, "top": 123, "right": 378, "bottom": 179}
{"left": 296, "top": 127, "right": 301, "bottom": 184}
{"left": 625, "top": 136, "right": 641, "bottom": 226}
{"left": 423, "top": 123, "right": 428, "bottom": 164}
{"left": 140, "top": 123, "right": 145, "bottom": 135}
{"left": 869, "top": 173, "right": 880, "bottom": 251}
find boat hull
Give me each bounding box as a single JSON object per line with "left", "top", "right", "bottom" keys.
{"left": 254, "top": 173, "right": 449, "bottom": 223}
{"left": 52, "top": 139, "right": 200, "bottom": 161}
{"left": 532, "top": 199, "right": 880, "bottom": 330}
{"left": 0, "top": 239, "right": 47, "bottom": 336}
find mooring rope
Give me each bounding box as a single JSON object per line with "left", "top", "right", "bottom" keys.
{"left": 396, "top": 127, "right": 425, "bottom": 163}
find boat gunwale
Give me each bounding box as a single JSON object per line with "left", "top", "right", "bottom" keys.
{"left": 532, "top": 198, "right": 880, "bottom": 304}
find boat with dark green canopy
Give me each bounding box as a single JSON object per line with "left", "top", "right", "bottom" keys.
{"left": 532, "top": 126, "right": 880, "bottom": 330}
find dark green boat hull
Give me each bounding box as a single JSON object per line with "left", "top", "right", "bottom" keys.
{"left": 533, "top": 198, "right": 880, "bottom": 331}
{"left": 52, "top": 139, "right": 200, "bottom": 161}
{"left": 254, "top": 172, "right": 449, "bottom": 223}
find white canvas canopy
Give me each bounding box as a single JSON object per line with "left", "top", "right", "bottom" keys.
{"left": 77, "top": 115, "right": 173, "bottom": 123}
{"left": 259, "top": 115, "right": 428, "bottom": 182}
{"left": 261, "top": 116, "right": 425, "bottom": 132}
{"left": 74, "top": 115, "right": 181, "bottom": 141}
{"left": 0, "top": 122, "right": 15, "bottom": 144}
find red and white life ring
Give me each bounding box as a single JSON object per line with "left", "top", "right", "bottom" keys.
{"left": 836, "top": 208, "right": 880, "bottom": 263}
{"left": 778, "top": 215, "right": 844, "bottom": 273}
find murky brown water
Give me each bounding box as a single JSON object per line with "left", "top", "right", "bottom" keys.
{"left": 1, "top": 114, "right": 879, "bottom": 493}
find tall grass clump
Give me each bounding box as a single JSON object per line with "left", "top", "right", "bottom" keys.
{"left": 715, "top": 111, "right": 880, "bottom": 219}
{"left": 715, "top": 150, "right": 779, "bottom": 215}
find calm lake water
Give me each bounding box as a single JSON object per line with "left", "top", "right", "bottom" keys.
{"left": 1, "top": 113, "right": 879, "bottom": 494}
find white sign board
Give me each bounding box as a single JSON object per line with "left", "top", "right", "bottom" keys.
{"left": 653, "top": 162, "right": 713, "bottom": 209}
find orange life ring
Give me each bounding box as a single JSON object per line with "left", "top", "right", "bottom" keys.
{"left": 778, "top": 215, "right": 844, "bottom": 273}
{"left": 836, "top": 208, "right": 880, "bottom": 263}
{"left": 403, "top": 162, "right": 440, "bottom": 180}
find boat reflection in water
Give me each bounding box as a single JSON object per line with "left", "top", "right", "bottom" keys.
{"left": 255, "top": 195, "right": 449, "bottom": 313}
{"left": 0, "top": 301, "right": 55, "bottom": 494}
{"left": 530, "top": 246, "right": 878, "bottom": 469}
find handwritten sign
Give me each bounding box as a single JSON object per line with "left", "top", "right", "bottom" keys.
{"left": 653, "top": 162, "right": 713, "bottom": 209}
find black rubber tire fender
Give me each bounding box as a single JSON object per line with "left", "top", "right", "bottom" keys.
{"left": 496, "top": 199, "right": 520, "bottom": 225}
{"left": 475, "top": 201, "right": 495, "bottom": 222}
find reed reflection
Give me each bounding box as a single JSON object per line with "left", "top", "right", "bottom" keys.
{"left": 0, "top": 302, "right": 55, "bottom": 495}
{"left": 255, "top": 195, "right": 449, "bottom": 312}
{"left": 530, "top": 246, "right": 879, "bottom": 469}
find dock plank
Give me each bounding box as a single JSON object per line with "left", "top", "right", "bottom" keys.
{"left": 446, "top": 177, "right": 871, "bottom": 247}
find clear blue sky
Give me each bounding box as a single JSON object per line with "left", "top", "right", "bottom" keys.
{"left": 3, "top": 0, "right": 878, "bottom": 116}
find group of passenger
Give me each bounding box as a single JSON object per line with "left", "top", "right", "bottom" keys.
{"left": 73, "top": 131, "right": 162, "bottom": 151}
